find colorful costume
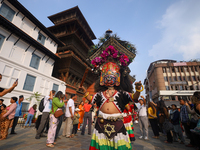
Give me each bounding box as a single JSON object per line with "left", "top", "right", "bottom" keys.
{"left": 86, "top": 45, "right": 142, "bottom": 150}
{"left": 90, "top": 91, "right": 137, "bottom": 150}
{"left": 123, "top": 104, "right": 135, "bottom": 142}
{"left": 0, "top": 109, "right": 12, "bottom": 139}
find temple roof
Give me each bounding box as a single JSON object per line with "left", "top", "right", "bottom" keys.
{"left": 48, "top": 6, "right": 96, "bottom": 40}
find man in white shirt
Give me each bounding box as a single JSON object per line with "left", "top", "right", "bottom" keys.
{"left": 138, "top": 95, "right": 148, "bottom": 140}
{"left": 35, "top": 90, "right": 55, "bottom": 139}
{"left": 62, "top": 94, "right": 76, "bottom": 138}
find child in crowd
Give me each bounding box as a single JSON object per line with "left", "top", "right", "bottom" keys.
{"left": 71, "top": 108, "right": 80, "bottom": 137}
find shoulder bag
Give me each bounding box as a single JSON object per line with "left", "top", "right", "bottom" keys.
{"left": 52, "top": 102, "right": 64, "bottom": 118}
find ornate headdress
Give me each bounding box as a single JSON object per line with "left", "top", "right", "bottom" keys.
{"left": 91, "top": 45, "right": 132, "bottom": 87}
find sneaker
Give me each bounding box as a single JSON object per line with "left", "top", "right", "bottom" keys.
{"left": 144, "top": 136, "right": 149, "bottom": 140}
{"left": 139, "top": 136, "right": 143, "bottom": 139}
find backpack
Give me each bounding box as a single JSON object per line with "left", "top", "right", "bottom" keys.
{"left": 39, "top": 98, "right": 45, "bottom": 112}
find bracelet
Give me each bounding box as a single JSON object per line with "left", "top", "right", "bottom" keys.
{"left": 84, "top": 92, "right": 89, "bottom": 98}
{"left": 131, "top": 93, "right": 134, "bottom": 99}
{"left": 89, "top": 96, "right": 93, "bottom": 101}
{"left": 135, "top": 85, "right": 144, "bottom": 92}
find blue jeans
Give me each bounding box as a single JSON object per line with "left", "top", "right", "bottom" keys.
{"left": 25, "top": 114, "right": 34, "bottom": 126}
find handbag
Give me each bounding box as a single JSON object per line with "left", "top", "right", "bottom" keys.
{"left": 163, "top": 119, "right": 173, "bottom": 132}
{"left": 52, "top": 102, "right": 64, "bottom": 118}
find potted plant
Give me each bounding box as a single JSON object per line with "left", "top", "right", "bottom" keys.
{"left": 32, "top": 114, "right": 37, "bottom": 123}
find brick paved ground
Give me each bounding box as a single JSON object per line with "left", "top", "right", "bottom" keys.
{"left": 0, "top": 123, "right": 195, "bottom": 150}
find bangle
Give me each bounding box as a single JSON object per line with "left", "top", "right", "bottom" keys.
{"left": 135, "top": 85, "right": 144, "bottom": 92}
{"left": 131, "top": 93, "right": 134, "bottom": 99}
{"left": 125, "top": 104, "right": 129, "bottom": 108}
{"left": 84, "top": 92, "right": 89, "bottom": 98}
{"left": 90, "top": 96, "right": 93, "bottom": 101}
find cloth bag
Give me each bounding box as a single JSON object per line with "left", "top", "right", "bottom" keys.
{"left": 163, "top": 119, "right": 173, "bottom": 132}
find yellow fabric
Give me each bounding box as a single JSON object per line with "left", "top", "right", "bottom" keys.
{"left": 148, "top": 107, "right": 157, "bottom": 119}
{"left": 91, "top": 134, "right": 131, "bottom": 149}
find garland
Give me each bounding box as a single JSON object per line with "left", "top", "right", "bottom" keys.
{"left": 91, "top": 45, "right": 131, "bottom": 68}
{"left": 88, "top": 33, "right": 136, "bottom": 57}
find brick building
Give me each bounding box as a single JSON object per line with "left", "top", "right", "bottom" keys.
{"left": 144, "top": 59, "right": 200, "bottom": 106}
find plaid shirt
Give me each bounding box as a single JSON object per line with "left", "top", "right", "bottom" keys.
{"left": 180, "top": 105, "right": 189, "bottom": 123}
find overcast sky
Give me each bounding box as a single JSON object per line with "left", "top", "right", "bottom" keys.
{"left": 18, "top": 0, "right": 200, "bottom": 96}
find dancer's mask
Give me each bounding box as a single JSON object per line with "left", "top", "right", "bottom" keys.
{"left": 100, "top": 62, "right": 120, "bottom": 86}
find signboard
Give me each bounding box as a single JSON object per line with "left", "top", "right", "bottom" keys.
{"left": 170, "top": 81, "right": 187, "bottom": 85}
{"left": 173, "top": 62, "right": 187, "bottom": 66}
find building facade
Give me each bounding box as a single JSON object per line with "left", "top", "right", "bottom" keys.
{"left": 144, "top": 59, "right": 200, "bottom": 105}
{"left": 47, "top": 6, "right": 96, "bottom": 103}
{"left": 0, "top": 0, "right": 66, "bottom": 114}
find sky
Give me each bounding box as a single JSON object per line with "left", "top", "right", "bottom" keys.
{"left": 18, "top": 0, "right": 200, "bottom": 96}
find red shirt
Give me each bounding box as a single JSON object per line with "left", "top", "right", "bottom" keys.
{"left": 84, "top": 103, "right": 92, "bottom": 112}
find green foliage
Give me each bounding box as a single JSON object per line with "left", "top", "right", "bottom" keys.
{"left": 26, "top": 92, "right": 41, "bottom": 104}
{"left": 88, "top": 33, "right": 136, "bottom": 56}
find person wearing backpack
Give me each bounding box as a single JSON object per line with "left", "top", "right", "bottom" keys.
{"left": 35, "top": 90, "right": 55, "bottom": 139}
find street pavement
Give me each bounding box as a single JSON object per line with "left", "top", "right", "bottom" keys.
{"left": 0, "top": 122, "right": 195, "bottom": 150}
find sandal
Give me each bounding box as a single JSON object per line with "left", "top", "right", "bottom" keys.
{"left": 66, "top": 135, "right": 72, "bottom": 138}
{"left": 53, "top": 142, "right": 56, "bottom": 145}
{"left": 46, "top": 143, "right": 54, "bottom": 148}
{"left": 164, "top": 141, "right": 172, "bottom": 144}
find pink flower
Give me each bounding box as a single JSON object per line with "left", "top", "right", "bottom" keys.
{"left": 95, "top": 57, "right": 101, "bottom": 63}
{"left": 113, "top": 52, "right": 118, "bottom": 58}
{"left": 101, "top": 51, "right": 109, "bottom": 58}
{"left": 91, "top": 59, "right": 96, "bottom": 66}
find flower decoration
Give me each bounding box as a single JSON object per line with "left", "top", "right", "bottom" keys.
{"left": 91, "top": 45, "right": 131, "bottom": 69}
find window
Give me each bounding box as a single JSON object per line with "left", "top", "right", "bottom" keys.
{"left": 0, "top": 3, "right": 15, "bottom": 21}
{"left": 37, "top": 33, "right": 46, "bottom": 45}
{"left": 192, "top": 76, "right": 196, "bottom": 81}
{"left": 30, "top": 54, "right": 41, "bottom": 69}
{"left": 169, "top": 77, "right": 172, "bottom": 82}
{"left": 23, "top": 74, "right": 36, "bottom": 91}
{"left": 180, "top": 67, "right": 184, "bottom": 72}
{"left": 190, "top": 85, "right": 194, "bottom": 90}
{"left": 0, "top": 34, "right": 5, "bottom": 49}
{"left": 171, "top": 96, "right": 175, "bottom": 100}
{"left": 163, "top": 68, "right": 166, "bottom": 73}
{"left": 190, "top": 67, "right": 194, "bottom": 72}
{"left": 180, "top": 85, "right": 183, "bottom": 90}
{"left": 52, "top": 83, "right": 59, "bottom": 92}
{"left": 165, "top": 86, "right": 170, "bottom": 90}
{"left": 178, "top": 76, "right": 181, "bottom": 81}
{"left": 195, "top": 67, "right": 198, "bottom": 72}
{"left": 164, "top": 76, "right": 168, "bottom": 81}
{"left": 182, "top": 76, "right": 186, "bottom": 81}
{"left": 172, "top": 67, "right": 175, "bottom": 72}
{"left": 171, "top": 86, "right": 174, "bottom": 90}
{"left": 185, "top": 86, "right": 188, "bottom": 90}
{"left": 21, "top": 102, "right": 30, "bottom": 117}
{"left": 175, "top": 86, "right": 179, "bottom": 90}
{"left": 173, "top": 76, "right": 177, "bottom": 81}
{"left": 187, "top": 76, "right": 191, "bottom": 81}
{"left": 195, "top": 85, "right": 199, "bottom": 90}
{"left": 166, "top": 68, "right": 170, "bottom": 73}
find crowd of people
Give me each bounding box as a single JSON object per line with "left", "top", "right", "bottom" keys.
{"left": 145, "top": 92, "right": 200, "bottom": 150}
{"left": 1, "top": 44, "right": 200, "bottom": 150}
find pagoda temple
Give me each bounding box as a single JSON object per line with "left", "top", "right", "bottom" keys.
{"left": 47, "top": 6, "right": 96, "bottom": 102}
